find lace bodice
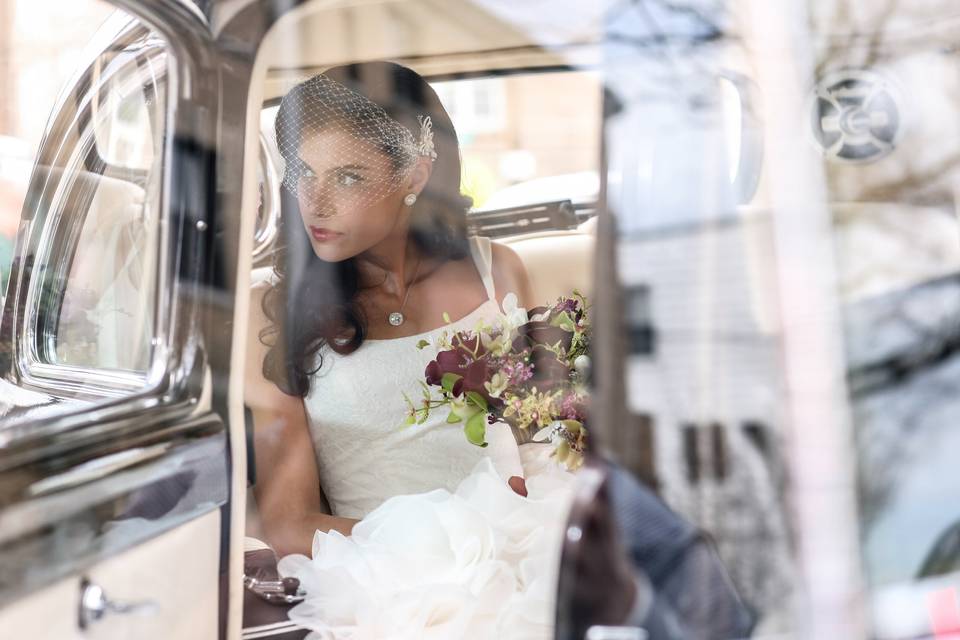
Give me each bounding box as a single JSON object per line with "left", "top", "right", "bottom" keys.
{"left": 303, "top": 236, "right": 523, "bottom": 518}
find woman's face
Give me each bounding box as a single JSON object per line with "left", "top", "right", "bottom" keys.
{"left": 294, "top": 127, "right": 410, "bottom": 262}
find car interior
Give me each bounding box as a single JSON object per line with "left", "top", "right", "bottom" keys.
{"left": 3, "top": 1, "right": 960, "bottom": 638}
{"left": 237, "top": 2, "right": 603, "bottom": 631}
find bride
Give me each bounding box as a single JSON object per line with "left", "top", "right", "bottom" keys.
{"left": 245, "top": 61, "right": 577, "bottom": 639}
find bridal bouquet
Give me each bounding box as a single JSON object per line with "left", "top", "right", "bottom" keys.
{"left": 402, "top": 292, "right": 590, "bottom": 470}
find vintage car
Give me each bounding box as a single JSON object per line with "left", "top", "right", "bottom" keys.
{"left": 1, "top": 0, "right": 960, "bottom": 639}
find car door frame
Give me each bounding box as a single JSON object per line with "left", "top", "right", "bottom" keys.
{"left": 0, "top": 0, "right": 249, "bottom": 637}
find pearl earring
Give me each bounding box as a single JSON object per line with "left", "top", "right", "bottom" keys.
{"left": 403, "top": 193, "right": 418, "bottom": 206}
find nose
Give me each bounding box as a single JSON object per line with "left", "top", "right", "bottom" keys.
{"left": 309, "top": 204, "right": 338, "bottom": 220}
{"left": 297, "top": 183, "right": 338, "bottom": 219}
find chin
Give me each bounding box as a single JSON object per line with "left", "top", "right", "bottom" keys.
{"left": 310, "top": 245, "right": 353, "bottom": 262}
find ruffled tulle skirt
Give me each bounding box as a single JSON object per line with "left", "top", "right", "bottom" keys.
{"left": 277, "top": 444, "right": 576, "bottom": 640}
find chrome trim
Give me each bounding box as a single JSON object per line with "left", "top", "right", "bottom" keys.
{"left": 1, "top": 0, "right": 219, "bottom": 444}
{"left": 0, "top": 396, "right": 197, "bottom": 471}
{"left": 26, "top": 443, "right": 171, "bottom": 498}
{"left": 79, "top": 579, "right": 160, "bottom": 629}
{"left": 25, "top": 363, "right": 146, "bottom": 397}
{"left": 10, "top": 33, "right": 172, "bottom": 403}
{"left": 0, "top": 424, "right": 227, "bottom": 608}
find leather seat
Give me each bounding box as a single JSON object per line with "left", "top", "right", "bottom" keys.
{"left": 502, "top": 216, "right": 596, "bottom": 305}
{"left": 56, "top": 172, "right": 155, "bottom": 371}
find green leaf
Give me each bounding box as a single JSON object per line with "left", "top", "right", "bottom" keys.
{"left": 441, "top": 372, "right": 462, "bottom": 393}
{"left": 451, "top": 400, "right": 480, "bottom": 420}
{"left": 464, "top": 412, "right": 487, "bottom": 446}
{"left": 465, "top": 391, "right": 488, "bottom": 412}
{"left": 416, "top": 339, "right": 431, "bottom": 350}
{"left": 446, "top": 411, "right": 462, "bottom": 424}
{"left": 550, "top": 311, "right": 572, "bottom": 327}
{"left": 442, "top": 311, "right": 452, "bottom": 323}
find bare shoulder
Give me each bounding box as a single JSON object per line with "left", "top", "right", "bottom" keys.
{"left": 490, "top": 240, "right": 536, "bottom": 309}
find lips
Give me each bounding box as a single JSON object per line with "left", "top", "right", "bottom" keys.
{"left": 309, "top": 226, "right": 343, "bottom": 242}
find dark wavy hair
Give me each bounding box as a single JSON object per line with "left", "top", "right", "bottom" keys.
{"left": 261, "top": 62, "right": 472, "bottom": 396}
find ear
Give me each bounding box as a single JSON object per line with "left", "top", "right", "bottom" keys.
{"left": 405, "top": 157, "right": 433, "bottom": 195}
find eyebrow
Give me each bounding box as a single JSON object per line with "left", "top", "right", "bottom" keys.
{"left": 295, "top": 159, "right": 371, "bottom": 175}
{"left": 325, "top": 164, "right": 370, "bottom": 174}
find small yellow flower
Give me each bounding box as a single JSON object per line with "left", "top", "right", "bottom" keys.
{"left": 484, "top": 372, "right": 509, "bottom": 398}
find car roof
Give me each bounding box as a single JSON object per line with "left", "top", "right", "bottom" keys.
{"left": 228, "top": 0, "right": 602, "bottom": 100}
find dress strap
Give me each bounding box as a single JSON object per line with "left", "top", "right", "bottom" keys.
{"left": 468, "top": 235, "right": 497, "bottom": 302}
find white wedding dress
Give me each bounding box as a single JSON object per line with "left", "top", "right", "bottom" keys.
{"left": 277, "top": 235, "right": 577, "bottom": 640}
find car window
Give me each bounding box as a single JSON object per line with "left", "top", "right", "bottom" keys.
{"left": 91, "top": 36, "right": 166, "bottom": 172}
{"left": 241, "top": 2, "right": 960, "bottom": 637}
{"left": 51, "top": 51, "right": 166, "bottom": 373}
{"left": 0, "top": 2, "right": 116, "bottom": 298}
{"left": 254, "top": 70, "right": 602, "bottom": 261}
{"left": 432, "top": 71, "right": 601, "bottom": 213}
{"left": 3, "top": 5, "right": 169, "bottom": 391}
{"left": 243, "top": 6, "right": 608, "bottom": 635}
{"left": 604, "top": 2, "right": 960, "bottom": 637}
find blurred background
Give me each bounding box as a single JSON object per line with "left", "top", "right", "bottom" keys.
{"left": 0, "top": 1, "right": 114, "bottom": 291}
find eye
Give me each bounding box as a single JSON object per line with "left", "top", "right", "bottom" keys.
{"left": 336, "top": 171, "right": 363, "bottom": 187}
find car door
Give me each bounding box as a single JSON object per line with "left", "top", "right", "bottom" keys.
{"left": 0, "top": 1, "right": 247, "bottom": 638}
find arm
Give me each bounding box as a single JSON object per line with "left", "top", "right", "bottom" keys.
{"left": 245, "top": 282, "right": 358, "bottom": 557}
{"left": 489, "top": 242, "right": 542, "bottom": 469}
{"left": 490, "top": 241, "right": 537, "bottom": 311}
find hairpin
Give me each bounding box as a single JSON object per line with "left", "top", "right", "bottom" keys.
{"left": 417, "top": 115, "right": 438, "bottom": 161}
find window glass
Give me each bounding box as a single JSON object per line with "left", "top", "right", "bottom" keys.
{"left": 606, "top": 2, "right": 960, "bottom": 637}
{"left": 241, "top": 1, "right": 960, "bottom": 638}
{"left": 245, "top": 4, "right": 609, "bottom": 638}
{"left": 1, "top": 3, "right": 168, "bottom": 386}
{"left": 433, "top": 71, "right": 601, "bottom": 212}
{"left": 0, "top": 1, "right": 114, "bottom": 295}
{"left": 92, "top": 38, "right": 166, "bottom": 171}
{"left": 49, "top": 45, "right": 166, "bottom": 373}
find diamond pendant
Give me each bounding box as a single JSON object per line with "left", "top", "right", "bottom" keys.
{"left": 388, "top": 312, "right": 404, "bottom": 326}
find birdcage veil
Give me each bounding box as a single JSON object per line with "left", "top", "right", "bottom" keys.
{"left": 276, "top": 73, "right": 438, "bottom": 210}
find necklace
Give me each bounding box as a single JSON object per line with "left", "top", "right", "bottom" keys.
{"left": 388, "top": 256, "right": 422, "bottom": 327}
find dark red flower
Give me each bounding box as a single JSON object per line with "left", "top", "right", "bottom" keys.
{"left": 461, "top": 360, "right": 488, "bottom": 394}
{"left": 425, "top": 348, "right": 468, "bottom": 385}
{"left": 456, "top": 333, "right": 488, "bottom": 358}
{"left": 425, "top": 360, "right": 442, "bottom": 386}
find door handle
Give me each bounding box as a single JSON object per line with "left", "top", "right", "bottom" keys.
{"left": 78, "top": 579, "right": 159, "bottom": 629}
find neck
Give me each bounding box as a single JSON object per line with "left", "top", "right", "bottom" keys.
{"left": 356, "top": 231, "right": 422, "bottom": 296}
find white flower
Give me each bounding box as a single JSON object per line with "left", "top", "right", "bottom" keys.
{"left": 532, "top": 422, "right": 565, "bottom": 444}
{"left": 500, "top": 292, "right": 529, "bottom": 332}
{"left": 484, "top": 372, "right": 509, "bottom": 398}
